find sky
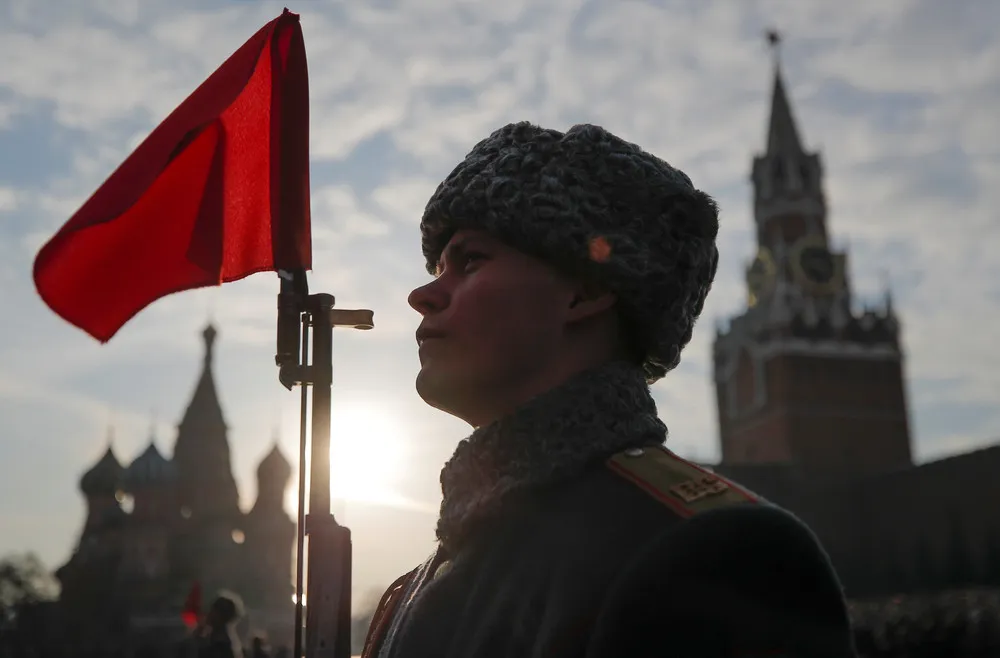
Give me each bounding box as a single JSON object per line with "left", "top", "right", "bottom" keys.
{"left": 0, "top": 0, "right": 998, "bottom": 609}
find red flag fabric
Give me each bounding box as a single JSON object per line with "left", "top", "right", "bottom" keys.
{"left": 33, "top": 8, "right": 312, "bottom": 342}
{"left": 181, "top": 581, "right": 201, "bottom": 629}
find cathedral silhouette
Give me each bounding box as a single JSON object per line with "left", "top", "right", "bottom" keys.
{"left": 56, "top": 325, "right": 295, "bottom": 653}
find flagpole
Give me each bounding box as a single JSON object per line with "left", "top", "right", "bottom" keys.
{"left": 276, "top": 271, "right": 374, "bottom": 658}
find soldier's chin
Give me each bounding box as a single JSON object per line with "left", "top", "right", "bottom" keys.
{"left": 415, "top": 366, "right": 470, "bottom": 419}
{"left": 415, "top": 365, "right": 448, "bottom": 406}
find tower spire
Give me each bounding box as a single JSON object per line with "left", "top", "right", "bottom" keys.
{"left": 202, "top": 323, "right": 217, "bottom": 367}
{"left": 172, "top": 324, "right": 239, "bottom": 519}
{"left": 764, "top": 29, "right": 805, "bottom": 158}
{"left": 178, "top": 324, "right": 225, "bottom": 433}
{"left": 767, "top": 28, "right": 782, "bottom": 67}
{"left": 881, "top": 269, "right": 895, "bottom": 316}
{"left": 148, "top": 406, "right": 158, "bottom": 441}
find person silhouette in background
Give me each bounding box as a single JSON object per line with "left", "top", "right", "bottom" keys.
{"left": 248, "top": 634, "right": 271, "bottom": 658}
{"left": 195, "top": 592, "right": 243, "bottom": 658}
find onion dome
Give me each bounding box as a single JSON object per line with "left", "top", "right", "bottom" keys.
{"left": 123, "top": 441, "right": 175, "bottom": 490}
{"left": 80, "top": 445, "right": 124, "bottom": 497}
{"left": 257, "top": 442, "right": 292, "bottom": 486}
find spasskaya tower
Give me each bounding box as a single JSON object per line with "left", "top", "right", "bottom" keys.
{"left": 712, "top": 34, "right": 913, "bottom": 480}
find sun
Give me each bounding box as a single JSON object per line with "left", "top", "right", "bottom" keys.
{"left": 282, "top": 402, "right": 436, "bottom": 516}
{"left": 328, "top": 404, "right": 406, "bottom": 506}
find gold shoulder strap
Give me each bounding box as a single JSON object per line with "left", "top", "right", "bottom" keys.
{"left": 608, "top": 445, "right": 759, "bottom": 518}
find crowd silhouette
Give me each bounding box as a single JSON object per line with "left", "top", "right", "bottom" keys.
{"left": 849, "top": 589, "right": 1000, "bottom": 657}
{"left": 4, "top": 549, "right": 1000, "bottom": 657}
{"left": 4, "top": 589, "right": 1000, "bottom": 657}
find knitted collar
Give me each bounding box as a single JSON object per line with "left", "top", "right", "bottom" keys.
{"left": 435, "top": 360, "right": 667, "bottom": 555}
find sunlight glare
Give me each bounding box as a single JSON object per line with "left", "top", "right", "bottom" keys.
{"left": 329, "top": 404, "right": 407, "bottom": 506}
{"left": 281, "top": 402, "right": 435, "bottom": 515}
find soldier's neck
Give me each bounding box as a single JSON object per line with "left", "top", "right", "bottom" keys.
{"left": 436, "top": 360, "right": 666, "bottom": 554}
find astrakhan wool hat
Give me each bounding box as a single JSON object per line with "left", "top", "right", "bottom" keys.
{"left": 420, "top": 121, "right": 719, "bottom": 383}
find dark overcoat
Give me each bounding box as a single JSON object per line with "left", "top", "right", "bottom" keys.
{"left": 362, "top": 445, "right": 856, "bottom": 658}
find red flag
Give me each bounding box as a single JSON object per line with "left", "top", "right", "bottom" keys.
{"left": 181, "top": 581, "right": 201, "bottom": 629}
{"left": 33, "top": 8, "right": 312, "bottom": 342}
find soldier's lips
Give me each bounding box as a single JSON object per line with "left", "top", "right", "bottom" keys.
{"left": 415, "top": 326, "right": 446, "bottom": 345}
{"left": 418, "top": 337, "right": 445, "bottom": 355}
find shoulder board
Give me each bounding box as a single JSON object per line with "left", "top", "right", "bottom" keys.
{"left": 607, "top": 445, "right": 759, "bottom": 518}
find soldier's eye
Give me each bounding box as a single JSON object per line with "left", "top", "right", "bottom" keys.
{"left": 462, "top": 252, "right": 487, "bottom": 271}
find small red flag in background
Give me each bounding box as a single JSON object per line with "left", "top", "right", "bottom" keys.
{"left": 33, "top": 8, "right": 312, "bottom": 343}
{"left": 181, "top": 581, "right": 201, "bottom": 629}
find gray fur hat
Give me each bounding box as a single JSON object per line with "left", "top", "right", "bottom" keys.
{"left": 420, "top": 122, "right": 719, "bottom": 383}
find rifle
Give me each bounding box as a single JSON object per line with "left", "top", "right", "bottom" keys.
{"left": 276, "top": 268, "right": 374, "bottom": 658}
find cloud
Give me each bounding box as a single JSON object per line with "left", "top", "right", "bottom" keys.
{"left": 0, "top": 370, "right": 145, "bottom": 432}
{"left": 370, "top": 177, "right": 440, "bottom": 224}
{"left": 0, "top": 187, "right": 16, "bottom": 213}
{"left": 313, "top": 185, "right": 392, "bottom": 240}
{"left": 0, "top": 93, "right": 21, "bottom": 130}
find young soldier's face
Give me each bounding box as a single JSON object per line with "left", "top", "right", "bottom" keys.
{"left": 408, "top": 229, "right": 577, "bottom": 426}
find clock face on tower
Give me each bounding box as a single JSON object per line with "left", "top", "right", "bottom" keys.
{"left": 790, "top": 235, "right": 845, "bottom": 295}
{"left": 746, "top": 247, "right": 777, "bottom": 307}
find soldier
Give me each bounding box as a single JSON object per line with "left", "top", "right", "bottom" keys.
{"left": 362, "top": 122, "right": 856, "bottom": 658}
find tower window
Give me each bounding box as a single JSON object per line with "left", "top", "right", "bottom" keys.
{"left": 774, "top": 160, "right": 786, "bottom": 183}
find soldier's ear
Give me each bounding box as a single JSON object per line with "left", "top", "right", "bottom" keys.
{"left": 566, "top": 280, "right": 617, "bottom": 323}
